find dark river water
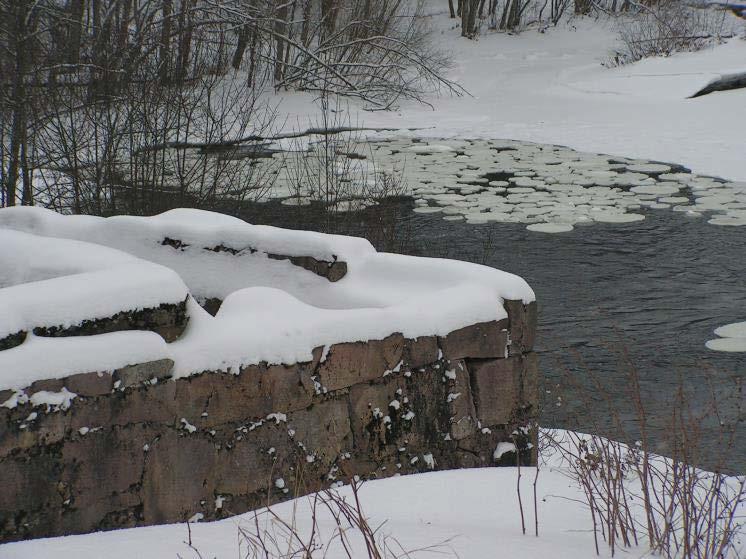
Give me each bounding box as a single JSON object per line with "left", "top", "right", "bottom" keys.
{"left": 406, "top": 208, "right": 745, "bottom": 473}
{"left": 236, "top": 198, "right": 745, "bottom": 473}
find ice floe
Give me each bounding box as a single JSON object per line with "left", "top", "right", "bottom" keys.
{"left": 268, "top": 137, "right": 745, "bottom": 234}
{"left": 706, "top": 321, "right": 746, "bottom": 352}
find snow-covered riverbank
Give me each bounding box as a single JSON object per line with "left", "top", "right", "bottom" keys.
{"left": 271, "top": 14, "right": 746, "bottom": 183}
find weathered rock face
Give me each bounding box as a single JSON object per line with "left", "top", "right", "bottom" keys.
{"left": 163, "top": 236, "right": 348, "bottom": 283}
{"left": 0, "top": 300, "right": 538, "bottom": 543}
{"left": 34, "top": 299, "right": 189, "bottom": 343}
{"left": 0, "top": 330, "right": 26, "bottom": 352}
{"left": 0, "top": 299, "right": 189, "bottom": 352}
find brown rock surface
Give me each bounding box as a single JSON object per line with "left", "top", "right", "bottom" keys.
{"left": 468, "top": 356, "right": 523, "bottom": 426}
{"left": 113, "top": 359, "right": 175, "bottom": 388}
{"left": 440, "top": 320, "right": 508, "bottom": 360}
{"left": 317, "top": 333, "right": 404, "bottom": 391}
{"left": 0, "top": 304, "right": 538, "bottom": 542}
{"left": 64, "top": 372, "right": 113, "bottom": 396}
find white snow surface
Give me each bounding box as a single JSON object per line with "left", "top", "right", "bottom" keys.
{"left": 0, "top": 206, "right": 534, "bottom": 388}
{"left": 270, "top": 15, "right": 746, "bottom": 183}
{"left": 3, "top": 430, "right": 742, "bottom": 559}
{"left": 0, "top": 228, "right": 188, "bottom": 340}
{"left": 0, "top": 332, "right": 169, "bottom": 392}
{"left": 0, "top": 472, "right": 606, "bottom": 559}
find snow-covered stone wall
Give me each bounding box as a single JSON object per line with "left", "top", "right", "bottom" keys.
{"left": 0, "top": 207, "right": 538, "bottom": 542}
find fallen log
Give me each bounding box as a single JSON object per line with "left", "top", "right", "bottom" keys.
{"left": 689, "top": 71, "right": 746, "bottom": 98}
{"left": 685, "top": 1, "right": 746, "bottom": 17}
{"left": 134, "top": 126, "right": 431, "bottom": 155}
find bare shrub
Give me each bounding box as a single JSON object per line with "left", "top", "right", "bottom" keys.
{"left": 478, "top": 0, "right": 535, "bottom": 32}
{"left": 448, "top": 0, "right": 626, "bottom": 34}
{"left": 206, "top": 0, "right": 465, "bottom": 109}
{"left": 281, "top": 94, "right": 411, "bottom": 251}
{"left": 539, "top": 0, "right": 574, "bottom": 26}
{"left": 30, "top": 74, "right": 279, "bottom": 215}
{"left": 1, "top": 0, "right": 461, "bottom": 209}
{"left": 545, "top": 348, "right": 745, "bottom": 558}
{"left": 610, "top": 0, "right": 736, "bottom": 65}
{"left": 179, "top": 476, "right": 456, "bottom": 559}
{"left": 546, "top": 428, "right": 745, "bottom": 558}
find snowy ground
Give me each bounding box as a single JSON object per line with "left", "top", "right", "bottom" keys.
{"left": 3, "top": 431, "right": 743, "bottom": 558}
{"left": 271, "top": 12, "right": 746, "bottom": 183}
{"left": 0, "top": 470, "right": 601, "bottom": 559}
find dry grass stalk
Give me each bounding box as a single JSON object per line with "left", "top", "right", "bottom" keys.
{"left": 544, "top": 343, "right": 745, "bottom": 558}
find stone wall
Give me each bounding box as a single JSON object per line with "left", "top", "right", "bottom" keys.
{"left": 0, "top": 301, "right": 537, "bottom": 543}
{"left": 0, "top": 299, "right": 189, "bottom": 352}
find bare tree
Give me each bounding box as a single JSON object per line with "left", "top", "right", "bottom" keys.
{"left": 461, "top": 0, "right": 482, "bottom": 37}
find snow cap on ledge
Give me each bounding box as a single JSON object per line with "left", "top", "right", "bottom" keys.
{"left": 0, "top": 228, "right": 189, "bottom": 341}
{"left": 0, "top": 207, "right": 535, "bottom": 391}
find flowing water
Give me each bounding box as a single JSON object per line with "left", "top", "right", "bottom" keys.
{"left": 405, "top": 208, "right": 745, "bottom": 473}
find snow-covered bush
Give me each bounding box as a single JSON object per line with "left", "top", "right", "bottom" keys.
{"left": 610, "top": 1, "right": 739, "bottom": 65}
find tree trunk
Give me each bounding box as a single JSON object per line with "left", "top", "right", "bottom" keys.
{"left": 117, "top": 0, "right": 132, "bottom": 61}
{"left": 575, "top": 0, "right": 592, "bottom": 15}
{"left": 92, "top": 0, "right": 101, "bottom": 37}
{"left": 274, "top": 1, "right": 289, "bottom": 84}
{"left": 232, "top": 25, "right": 251, "bottom": 70}
{"left": 5, "top": 104, "right": 23, "bottom": 207}
{"left": 20, "top": 128, "right": 32, "bottom": 206}
{"left": 67, "top": 0, "right": 85, "bottom": 64}
{"left": 282, "top": 1, "right": 298, "bottom": 80}
{"left": 176, "top": 0, "right": 195, "bottom": 82}
{"left": 247, "top": 13, "right": 259, "bottom": 86}
{"left": 113, "top": 0, "right": 132, "bottom": 92}
{"left": 461, "top": 0, "right": 480, "bottom": 37}
{"left": 4, "top": 0, "right": 32, "bottom": 207}
{"left": 461, "top": 0, "right": 470, "bottom": 36}
{"left": 321, "top": 0, "right": 339, "bottom": 40}
{"left": 159, "top": 0, "right": 173, "bottom": 83}
{"left": 300, "top": 0, "right": 312, "bottom": 46}
{"left": 508, "top": 0, "right": 521, "bottom": 29}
